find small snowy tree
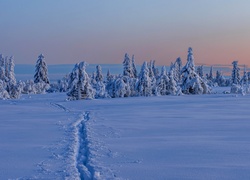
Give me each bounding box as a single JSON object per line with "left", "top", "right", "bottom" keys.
{"left": 94, "top": 65, "right": 107, "bottom": 98}
{"left": 34, "top": 54, "right": 50, "bottom": 85}
{"left": 215, "top": 70, "right": 227, "bottom": 87}
{"left": 67, "top": 61, "right": 95, "bottom": 100}
{"left": 241, "top": 65, "right": 248, "bottom": 86}
{"left": 0, "top": 54, "right": 5, "bottom": 81}
{"left": 105, "top": 70, "right": 116, "bottom": 98}
{"left": 207, "top": 66, "right": 214, "bottom": 81}
{"left": 137, "top": 61, "right": 152, "bottom": 96}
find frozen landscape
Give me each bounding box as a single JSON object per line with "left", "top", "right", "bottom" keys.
{"left": 2, "top": 88, "right": 250, "bottom": 179}
{"left": 1, "top": 47, "right": 250, "bottom": 179}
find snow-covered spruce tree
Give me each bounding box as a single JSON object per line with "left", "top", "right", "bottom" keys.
{"left": 207, "top": 66, "right": 214, "bottom": 81}
{"left": 152, "top": 60, "right": 160, "bottom": 80}
{"left": 174, "top": 57, "right": 182, "bottom": 84}
{"left": 168, "top": 69, "right": 178, "bottom": 95}
{"left": 181, "top": 47, "right": 210, "bottom": 94}
{"left": 241, "top": 65, "right": 248, "bottom": 85}
{"left": 123, "top": 53, "right": 134, "bottom": 78}
{"left": 137, "top": 61, "right": 152, "bottom": 96}
{"left": 230, "top": 61, "right": 242, "bottom": 94}
{"left": 215, "top": 70, "right": 227, "bottom": 87}
{"left": 148, "top": 60, "right": 157, "bottom": 95}
{"left": 8, "top": 56, "right": 16, "bottom": 85}
{"left": 105, "top": 70, "right": 116, "bottom": 98}
{"left": 4, "top": 56, "right": 9, "bottom": 81}
{"left": 0, "top": 54, "right": 5, "bottom": 81}
{"left": 34, "top": 54, "right": 50, "bottom": 93}
{"left": 94, "top": 65, "right": 107, "bottom": 98}
{"left": 156, "top": 66, "right": 170, "bottom": 96}
{"left": 67, "top": 61, "right": 95, "bottom": 100}
{"left": 231, "top": 61, "right": 240, "bottom": 85}
{"left": 131, "top": 55, "right": 138, "bottom": 78}
{"left": 114, "top": 75, "right": 131, "bottom": 98}
{"left": 240, "top": 65, "right": 250, "bottom": 94}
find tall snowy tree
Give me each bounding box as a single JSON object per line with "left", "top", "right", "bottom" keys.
{"left": 156, "top": 66, "right": 170, "bottom": 96}
{"left": 0, "top": 54, "right": 5, "bottom": 81}
{"left": 231, "top": 61, "right": 240, "bottom": 85}
{"left": 174, "top": 57, "right": 182, "bottom": 84}
{"left": 181, "top": 47, "right": 210, "bottom": 94}
{"left": 123, "top": 53, "right": 133, "bottom": 78}
{"left": 131, "top": 55, "right": 138, "bottom": 78}
{"left": 34, "top": 54, "right": 50, "bottom": 84}
{"left": 8, "top": 56, "right": 16, "bottom": 85}
{"left": 137, "top": 61, "right": 152, "bottom": 96}
{"left": 67, "top": 61, "right": 95, "bottom": 100}
{"left": 241, "top": 65, "right": 248, "bottom": 86}
{"left": 207, "top": 66, "right": 214, "bottom": 81}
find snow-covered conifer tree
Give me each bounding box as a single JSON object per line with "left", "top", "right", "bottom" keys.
{"left": 207, "top": 66, "right": 214, "bottom": 81}
{"left": 181, "top": 47, "right": 210, "bottom": 94}
{"left": 34, "top": 54, "right": 50, "bottom": 85}
{"left": 174, "top": 57, "right": 182, "bottom": 84}
{"left": 215, "top": 71, "right": 227, "bottom": 87}
{"left": 123, "top": 53, "right": 133, "bottom": 78}
{"left": 131, "top": 55, "right": 138, "bottom": 78}
{"left": 0, "top": 54, "right": 5, "bottom": 80}
{"left": 241, "top": 65, "right": 248, "bottom": 85}
{"left": 8, "top": 56, "right": 16, "bottom": 85}
{"left": 137, "top": 61, "right": 152, "bottom": 96}
{"left": 114, "top": 76, "right": 131, "bottom": 98}
{"left": 67, "top": 61, "right": 95, "bottom": 100}
{"left": 94, "top": 65, "right": 107, "bottom": 98}
{"left": 168, "top": 69, "right": 178, "bottom": 95}
{"left": 231, "top": 61, "right": 240, "bottom": 85}
{"left": 105, "top": 70, "right": 116, "bottom": 98}
{"left": 4, "top": 56, "right": 9, "bottom": 81}
{"left": 152, "top": 60, "right": 159, "bottom": 79}
{"left": 156, "top": 66, "right": 169, "bottom": 96}
{"left": 230, "top": 61, "right": 242, "bottom": 94}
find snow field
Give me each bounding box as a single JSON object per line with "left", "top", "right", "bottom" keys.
{"left": 1, "top": 90, "right": 250, "bottom": 179}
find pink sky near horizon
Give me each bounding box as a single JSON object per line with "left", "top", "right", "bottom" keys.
{"left": 0, "top": 1, "right": 250, "bottom": 67}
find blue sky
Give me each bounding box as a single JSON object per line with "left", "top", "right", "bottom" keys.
{"left": 0, "top": 0, "right": 250, "bottom": 66}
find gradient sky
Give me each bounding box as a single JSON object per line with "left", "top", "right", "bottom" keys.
{"left": 0, "top": 0, "right": 250, "bottom": 66}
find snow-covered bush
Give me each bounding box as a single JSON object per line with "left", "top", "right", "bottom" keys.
{"left": 0, "top": 80, "right": 9, "bottom": 100}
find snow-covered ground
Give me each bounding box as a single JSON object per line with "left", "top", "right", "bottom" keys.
{"left": 1, "top": 88, "right": 250, "bottom": 179}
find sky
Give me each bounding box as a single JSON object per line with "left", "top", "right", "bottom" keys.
{"left": 0, "top": 0, "right": 250, "bottom": 66}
